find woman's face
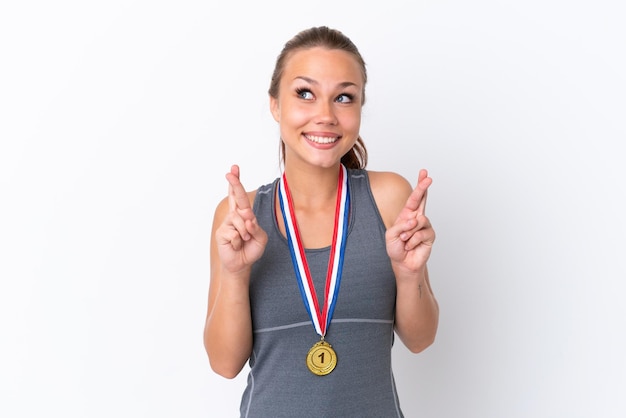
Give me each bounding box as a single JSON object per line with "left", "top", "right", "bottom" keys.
{"left": 270, "top": 47, "right": 364, "bottom": 169}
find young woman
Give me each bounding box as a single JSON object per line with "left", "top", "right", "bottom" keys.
{"left": 204, "top": 26, "right": 439, "bottom": 417}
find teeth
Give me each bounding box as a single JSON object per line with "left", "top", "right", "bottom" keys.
{"left": 306, "top": 134, "right": 338, "bottom": 144}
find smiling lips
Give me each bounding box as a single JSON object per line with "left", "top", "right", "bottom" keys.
{"left": 304, "top": 134, "right": 340, "bottom": 144}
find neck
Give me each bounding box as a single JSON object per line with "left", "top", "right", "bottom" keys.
{"left": 283, "top": 163, "right": 343, "bottom": 205}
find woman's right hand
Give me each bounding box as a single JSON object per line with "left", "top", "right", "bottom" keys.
{"left": 215, "top": 165, "right": 268, "bottom": 273}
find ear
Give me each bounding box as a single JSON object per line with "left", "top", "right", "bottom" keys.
{"left": 269, "top": 95, "right": 280, "bottom": 122}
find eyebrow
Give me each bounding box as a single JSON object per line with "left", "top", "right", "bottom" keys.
{"left": 294, "top": 76, "right": 358, "bottom": 89}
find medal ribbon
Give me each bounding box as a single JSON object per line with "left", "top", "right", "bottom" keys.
{"left": 278, "top": 165, "right": 350, "bottom": 337}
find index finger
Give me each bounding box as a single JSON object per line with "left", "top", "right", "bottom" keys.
{"left": 414, "top": 169, "right": 431, "bottom": 216}
{"left": 417, "top": 190, "right": 428, "bottom": 216}
{"left": 225, "top": 164, "right": 251, "bottom": 211}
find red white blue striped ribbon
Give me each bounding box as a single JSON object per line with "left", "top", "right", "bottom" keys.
{"left": 278, "top": 165, "right": 350, "bottom": 337}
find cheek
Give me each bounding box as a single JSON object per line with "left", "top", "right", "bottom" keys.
{"left": 280, "top": 103, "right": 310, "bottom": 127}
{"left": 340, "top": 109, "right": 361, "bottom": 132}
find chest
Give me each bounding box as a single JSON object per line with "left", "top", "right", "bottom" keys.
{"left": 275, "top": 199, "right": 340, "bottom": 249}
{"left": 249, "top": 220, "right": 396, "bottom": 328}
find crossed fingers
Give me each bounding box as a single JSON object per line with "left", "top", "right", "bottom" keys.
{"left": 398, "top": 169, "right": 434, "bottom": 249}
{"left": 225, "top": 165, "right": 254, "bottom": 243}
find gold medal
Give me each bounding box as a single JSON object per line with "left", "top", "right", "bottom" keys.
{"left": 306, "top": 340, "right": 337, "bottom": 376}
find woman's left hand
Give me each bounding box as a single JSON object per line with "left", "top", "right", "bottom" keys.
{"left": 385, "top": 169, "right": 435, "bottom": 275}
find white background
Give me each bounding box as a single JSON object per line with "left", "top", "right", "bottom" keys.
{"left": 1, "top": 1, "right": 625, "bottom": 417}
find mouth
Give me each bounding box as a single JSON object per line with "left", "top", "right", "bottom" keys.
{"left": 303, "top": 134, "right": 340, "bottom": 144}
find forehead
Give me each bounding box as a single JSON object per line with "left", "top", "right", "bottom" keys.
{"left": 282, "top": 47, "right": 364, "bottom": 85}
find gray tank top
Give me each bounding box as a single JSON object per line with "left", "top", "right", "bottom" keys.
{"left": 241, "top": 169, "right": 403, "bottom": 418}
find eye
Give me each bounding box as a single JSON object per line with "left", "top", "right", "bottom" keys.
{"left": 295, "top": 88, "right": 314, "bottom": 100}
{"left": 336, "top": 93, "right": 354, "bottom": 104}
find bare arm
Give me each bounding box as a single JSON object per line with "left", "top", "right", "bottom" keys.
{"left": 203, "top": 165, "right": 268, "bottom": 378}
{"left": 370, "top": 170, "right": 439, "bottom": 353}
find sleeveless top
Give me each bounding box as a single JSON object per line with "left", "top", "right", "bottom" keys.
{"left": 241, "top": 169, "right": 403, "bottom": 418}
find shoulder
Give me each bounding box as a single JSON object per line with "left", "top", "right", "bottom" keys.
{"left": 366, "top": 170, "right": 413, "bottom": 228}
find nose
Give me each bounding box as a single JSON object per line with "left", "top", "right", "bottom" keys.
{"left": 315, "top": 100, "right": 338, "bottom": 125}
